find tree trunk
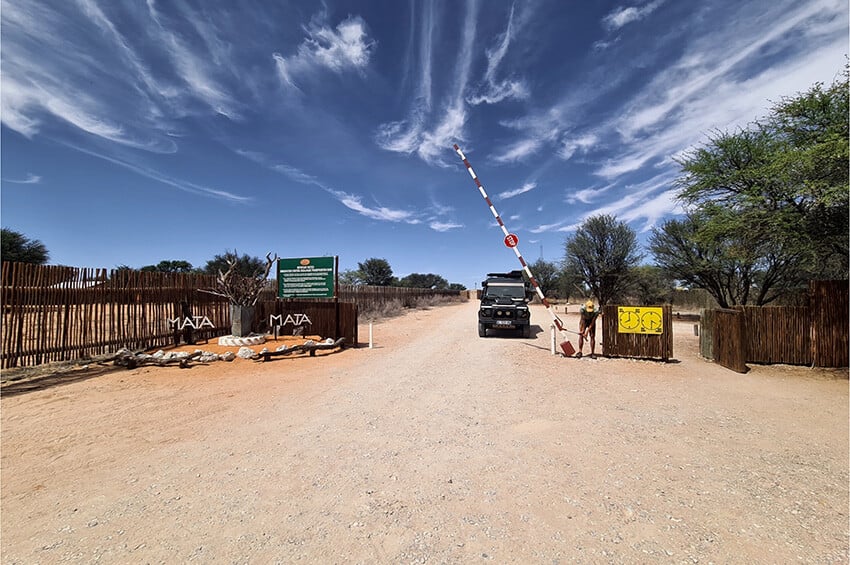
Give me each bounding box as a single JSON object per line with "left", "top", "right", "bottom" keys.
{"left": 230, "top": 305, "right": 255, "bottom": 337}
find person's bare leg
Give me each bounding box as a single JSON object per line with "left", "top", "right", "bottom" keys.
{"left": 589, "top": 326, "right": 596, "bottom": 358}
{"left": 577, "top": 322, "right": 585, "bottom": 357}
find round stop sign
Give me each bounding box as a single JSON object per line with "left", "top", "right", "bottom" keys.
{"left": 504, "top": 233, "right": 519, "bottom": 248}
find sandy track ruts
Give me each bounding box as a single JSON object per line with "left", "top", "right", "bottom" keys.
{"left": 1, "top": 301, "right": 847, "bottom": 563}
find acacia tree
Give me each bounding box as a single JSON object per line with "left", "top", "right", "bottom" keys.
{"left": 339, "top": 269, "right": 362, "bottom": 285}
{"left": 203, "top": 250, "right": 267, "bottom": 278}
{"left": 203, "top": 252, "right": 276, "bottom": 307}
{"left": 663, "top": 69, "right": 849, "bottom": 304}
{"left": 564, "top": 215, "right": 642, "bottom": 305}
{"left": 629, "top": 265, "right": 675, "bottom": 305}
{"left": 651, "top": 206, "right": 808, "bottom": 308}
{"left": 528, "top": 259, "right": 559, "bottom": 298}
{"left": 357, "top": 258, "right": 394, "bottom": 286}
{"left": 1, "top": 228, "right": 49, "bottom": 264}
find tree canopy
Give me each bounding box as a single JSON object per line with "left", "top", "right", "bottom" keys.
{"left": 398, "top": 273, "right": 449, "bottom": 289}
{"left": 357, "top": 258, "right": 394, "bottom": 286}
{"left": 203, "top": 250, "right": 269, "bottom": 278}
{"left": 564, "top": 214, "right": 642, "bottom": 306}
{"left": 140, "top": 260, "right": 195, "bottom": 273}
{"left": 653, "top": 68, "right": 849, "bottom": 306}
{"left": 527, "top": 259, "right": 559, "bottom": 298}
{"left": 1, "top": 228, "right": 49, "bottom": 265}
{"left": 628, "top": 265, "right": 675, "bottom": 305}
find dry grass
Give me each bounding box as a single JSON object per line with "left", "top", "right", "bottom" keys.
{"left": 358, "top": 293, "right": 466, "bottom": 322}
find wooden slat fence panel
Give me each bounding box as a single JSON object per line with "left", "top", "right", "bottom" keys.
{"left": 810, "top": 280, "right": 849, "bottom": 368}
{"left": 705, "top": 280, "right": 847, "bottom": 371}
{"left": 255, "top": 299, "right": 358, "bottom": 346}
{"left": 713, "top": 308, "right": 748, "bottom": 373}
{"left": 743, "top": 306, "right": 811, "bottom": 365}
{"left": 1, "top": 264, "right": 232, "bottom": 368}
{"left": 601, "top": 304, "right": 673, "bottom": 361}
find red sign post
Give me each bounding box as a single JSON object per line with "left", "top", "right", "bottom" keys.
{"left": 504, "top": 233, "right": 519, "bottom": 248}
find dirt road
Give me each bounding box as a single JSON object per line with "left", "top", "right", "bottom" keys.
{"left": 2, "top": 301, "right": 848, "bottom": 563}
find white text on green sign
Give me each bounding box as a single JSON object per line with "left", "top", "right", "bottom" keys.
{"left": 278, "top": 257, "right": 335, "bottom": 298}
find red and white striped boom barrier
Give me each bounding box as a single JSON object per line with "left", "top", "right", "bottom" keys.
{"left": 453, "top": 143, "right": 566, "bottom": 333}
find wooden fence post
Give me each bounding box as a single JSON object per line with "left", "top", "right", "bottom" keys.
{"left": 699, "top": 308, "right": 714, "bottom": 360}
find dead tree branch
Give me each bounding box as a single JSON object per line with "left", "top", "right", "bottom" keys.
{"left": 200, "top": 252, "right": 277, "bottom": 306}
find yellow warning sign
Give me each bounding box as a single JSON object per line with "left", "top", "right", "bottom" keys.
{"left": 617, "top": 306, "right": 663, "bottom": 334}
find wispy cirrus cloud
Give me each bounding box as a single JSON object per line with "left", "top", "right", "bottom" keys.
{"left": 492, "top": 105, "right": 568, "bottom": 163}
{"left": 145, "top": 0, "right": 241, "bottom": 118}
{"left": 565, "top": 182, "right": 616, "bottom": 205}
{"left": 0, "top": 0, "right": 242, "bottom": 151}
{"left": 429, "top": 221, "right": 463, "bottom": 232}
{"left": 492, "top": 138, "right": 548, "bottom": 163}
{"left": 273, "top": 14, "right": 375, "bottom": 90}
{"left": 330, "top": 190, "right": 418, "bottom": 223}
{"left": 595, "top": 0, "right": 847, "bottom": 180}
{"left": 2, "top": 173, "right": 42, "bottom": 184}
{"left": 616, "top": 0, "right": 844, "bottom": 142}
{"left": 272, "top": 164, "right": 320, "bottom": 185}
{"left": 491, "top": 0, "right": 844, "bottom": 194}
{"left": 559, "top": 133, "right": 599, "bottom": 160}
{"left": 531, "top": 171, "right": 678, "bottom": 234}
{"left": 67, "top": 144, "right": 251, "bottom": 203}
{"left": 467, "top": 3, "right": 529, "bottom": 106}
{"left": 375, "top": 0, "right": 480, "bottom": 166}
{"left": 602, "top": 0, "right": 665, "bottom": 31}
{"left": 238, "top": 150, "right": 426, "bottom": 225}
{"left": 496, "top": 182, "right": 536, "bottom": 200}
{"left": 579, "top": 172, "right": 680, "bottom": 231}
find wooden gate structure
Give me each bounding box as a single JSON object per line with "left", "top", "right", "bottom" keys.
{"left": 601, "top": 304, "right": 673, "bottom": 361}
{"left": 712, "top": 308, "right": 748, "bottom": 373}
{"left": 702, "top": 280, "right": 848, "bottom": 372}
{"left": 810, "top": 280, "right": 849, "bottom": 368}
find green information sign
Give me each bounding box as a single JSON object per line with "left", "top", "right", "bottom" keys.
{"left": 278, "top": 256, "right": 336, "bottom": 298}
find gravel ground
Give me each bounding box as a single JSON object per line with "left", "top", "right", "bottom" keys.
{"left": 1, "top": 300, "right": 847, "bottom": 564}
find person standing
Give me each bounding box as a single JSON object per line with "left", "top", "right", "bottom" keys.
{"left": 577, "top": 300, "right": 600, "bottom": 359}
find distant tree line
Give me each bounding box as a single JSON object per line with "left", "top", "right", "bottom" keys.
{"left": 4, "top": 70, "right": 845, "bottom": 306}
{"left": 339, "top": 258, "right": 466, "bottom": 290}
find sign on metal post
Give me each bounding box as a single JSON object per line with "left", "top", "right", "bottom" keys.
{"left": 278, "top": 256, "right": 337, "bottom": 298}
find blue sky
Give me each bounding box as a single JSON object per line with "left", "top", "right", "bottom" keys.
{"left": 1, "top": 0, "right": 847, "bottom": 289}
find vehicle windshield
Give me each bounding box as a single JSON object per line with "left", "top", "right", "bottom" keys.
{"left": 484, "top": 283, "right": 526, "bottom": 299}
